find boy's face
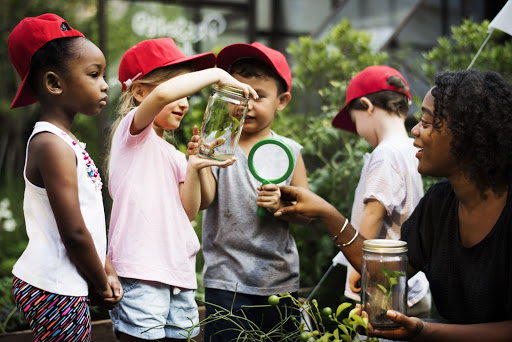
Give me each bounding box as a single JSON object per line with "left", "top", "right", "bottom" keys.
{"left": 231, "top": 72, "right": 291, "bottom": 137}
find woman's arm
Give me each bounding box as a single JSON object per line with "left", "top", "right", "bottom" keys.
{"left": 257, "top": 153, "right": 312, "bottom": 225}
{"left": 131, "top": 68, "right": 258, "bottom": 134}
{"left": 275, "top": 185, "right": 365, "bottom": 271}
{"left": 32, "top": 133, "right": 112, "bottom": 298}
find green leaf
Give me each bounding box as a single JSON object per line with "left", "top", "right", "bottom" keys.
{"left": 340, "top": 334, "right": 353, "bottom": 342}
{"left": 377, "top": 284, "right": 388, "bottom": 294}
{"left": 389, "top": 277, "right": 398, "bottom": 287}
{"left": 333, "top": 328, "right": 340, "bottom": 339}
{"left": 337, "top": 324, "right": 349, "bottom": 336}
{"left": 348, "top": 307, "right": 359, "bottom": 320}
{"left": 214, "top": 129, "right": 226, "bottom": 139}
{"left": 336, "top": 302, "right": 352, "bottom": 317}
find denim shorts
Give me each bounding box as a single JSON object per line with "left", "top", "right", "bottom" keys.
{"left": 110, "top": 277, "right": 200, "bottom": 340}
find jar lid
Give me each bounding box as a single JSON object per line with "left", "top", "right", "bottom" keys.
{"left": 213, "top": 84, "right": 248, "bottom": 99}
{"left": 363, "top": 239, "right": 408, "bottom": 253}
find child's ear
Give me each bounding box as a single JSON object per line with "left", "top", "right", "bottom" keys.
{"left": 44, "top": 71, "right": 63, "bottom": 95}
{"left": 276, "top": 92, "right": 292, "bottom": 111}
{"left": 359, "top": 97, "right": 374, "bottom": 114}
{"left": 132, "top": 83, "right": 147, "bottom": 103}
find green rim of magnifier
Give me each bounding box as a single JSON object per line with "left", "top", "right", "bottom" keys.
{"left": 248, "top": 138, "right": 295, "bottom": 184}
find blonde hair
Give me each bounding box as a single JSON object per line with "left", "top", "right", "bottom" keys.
{"left": 104, "top": 63, "right": 194, "bottom": 179}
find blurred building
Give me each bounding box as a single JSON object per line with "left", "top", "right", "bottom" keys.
{"left": 100, "top": 0, "right": 507, "bottom": 93}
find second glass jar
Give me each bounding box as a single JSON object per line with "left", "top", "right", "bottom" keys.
{"left": 361, "top": 239, "right": 408, "bottom": 330}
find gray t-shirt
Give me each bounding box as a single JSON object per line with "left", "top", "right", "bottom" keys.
{"left": 202, "top": 132, "right": 303, "bottom": 296}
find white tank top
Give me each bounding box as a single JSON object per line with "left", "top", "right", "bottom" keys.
{"left": 12, "top": 122, "right": 106, "bottom": 296}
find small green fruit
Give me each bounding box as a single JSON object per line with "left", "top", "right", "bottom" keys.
{"left": 268, "top": 295, "right": 280, "bottom": 306}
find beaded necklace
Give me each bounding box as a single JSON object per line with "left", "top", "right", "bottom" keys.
{"left": 60, "top": 131, "right": 103, "bottom": 191}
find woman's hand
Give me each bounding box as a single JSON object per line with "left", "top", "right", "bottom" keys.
{"left": 257, "top": 183, "right": 281, "bottom": 213}
{"left": 368, "top": 310, "right": 424, "bottom": 341}
{"left": 274, "top": 185, "right": 333, "bottom": 218}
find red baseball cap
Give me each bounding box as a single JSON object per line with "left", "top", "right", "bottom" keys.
{"left": 216, "top": 42, "right": 292, "bottom": 92}
{"left": 118, "top": 38, "right": 215, "bottom": 91}
{"left": 8, "top": 13, "right": 85, "bottom": 109}
{"left": 332, "top": 65, "right": 412, "bottom": 133}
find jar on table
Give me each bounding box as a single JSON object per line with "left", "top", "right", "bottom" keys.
{"left": 198, "top": 85, "right": 249, "bottom": 161}
{"left": 361, "top": 239, "right": 408, "bottom": 330}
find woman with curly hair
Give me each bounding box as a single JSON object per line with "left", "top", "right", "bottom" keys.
{"left": 274, "top": 69, "right": 512, "bottom": 341}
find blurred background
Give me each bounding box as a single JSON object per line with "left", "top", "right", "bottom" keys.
{"left": 1, "top": 0, "right": 511, "bottom": 333}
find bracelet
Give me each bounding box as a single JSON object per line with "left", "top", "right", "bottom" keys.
{"left": 337, "top": 230, "right": 359, "bottom": 248}
{"left": 332, "top": 218, "right": 349, "bottom": 241}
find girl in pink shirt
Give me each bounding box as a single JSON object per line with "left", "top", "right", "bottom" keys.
{"left": 106, "top": 38, "right": 256, "bottom": 341}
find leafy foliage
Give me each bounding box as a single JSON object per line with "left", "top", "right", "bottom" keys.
{"left": 422, "top": 18, "right": 512, "bottom": 82}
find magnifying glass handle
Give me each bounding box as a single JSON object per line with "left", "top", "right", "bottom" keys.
{"left": 257, "top": 181, "right": 272, "bottom": 218}
{"left": 257, "top": 206, "right": 269, "bottom": 218}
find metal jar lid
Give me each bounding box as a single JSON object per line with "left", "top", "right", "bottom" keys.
{"left": 363, "top": 239, "right": 408, "bottom": 253}
{"left": 213, "top": 84, "right": 249, "bottom": 100}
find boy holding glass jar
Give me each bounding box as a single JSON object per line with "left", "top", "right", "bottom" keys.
{"left": 191, "top": 42, "right": 311, "bottom": 341}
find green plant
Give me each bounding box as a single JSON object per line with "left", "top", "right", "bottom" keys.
{"left": 149, "top": 294, "right": 378, "bottom": 342}
{"left": 377, "top": 267, "right": 405, "bottom": 308}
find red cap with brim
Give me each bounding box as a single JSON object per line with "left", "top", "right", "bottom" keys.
{"left": 332, "top": 65, "right": 412, "bottom": 134}
{"left": 8, "top": 13, "right": 85, "bottom": 109}
{"left": 216, "top": 42, "right": 292, "bottom": 92}
{"left": 118, "top": 38, "right": 216, "bottom": 91}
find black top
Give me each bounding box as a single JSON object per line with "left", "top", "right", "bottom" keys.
{"left": 401, "top": 179, "right": 512, "bottom": 324}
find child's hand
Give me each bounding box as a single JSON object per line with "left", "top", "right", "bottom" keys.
{"left": 348, "top": 269, "right": 362, "bottom": 293}
{"left": 187, "top": 125, "right": 201, "bottom": 157}
{"left": 217, "top": 69, "right": 259, "bottom": 100}
{"left": 188, "top": 154, "right": 236, "bottom": 170}
{"left": 256, "top": 183, "right": 281, "bottom": 213}
{"left": 102, "top": 275, "right": 124, "bottom": 310}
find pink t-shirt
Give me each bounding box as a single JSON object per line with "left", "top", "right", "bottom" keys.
{"left": 107, "top": 108, "right": 200, "bottom": 289}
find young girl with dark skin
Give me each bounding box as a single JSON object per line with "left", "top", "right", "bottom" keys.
{"left": 274, "top": 69, "right": 512, "bottom": 341}
{"left": 9, "top": 14, "right": 122, "bottom": 341}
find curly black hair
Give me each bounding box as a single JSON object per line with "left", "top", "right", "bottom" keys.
{"left": 431, "top": 69, "right": 512, "bottom": 196}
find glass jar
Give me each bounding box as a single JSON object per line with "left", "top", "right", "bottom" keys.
{"left": 361, "top": 239, "right": 408, "bottom": 330}
{"left": 198, "top": 85, "right": 249, "bottom": 161}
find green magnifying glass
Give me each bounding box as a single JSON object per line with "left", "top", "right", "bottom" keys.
{"left": 248, "top": 138, "right": 295, "bottom": 217}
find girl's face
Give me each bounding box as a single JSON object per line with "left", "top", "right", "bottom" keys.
{"left": 411, "top": 88, "right": 457, "bottom": 177}
{"left": 153, "top": 96, "right": 189, "bottom": 131}
{"left": 62, "top": 39, "right": 109, "bottom": 116}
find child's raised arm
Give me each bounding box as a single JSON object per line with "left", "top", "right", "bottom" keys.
{"left": 130, "top": 68, "right": 258, "bottom": 135}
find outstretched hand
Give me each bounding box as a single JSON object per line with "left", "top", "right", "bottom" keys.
{"left": 187, "top": 125, "right": 236, "bottom": 169}
{"left": 187, "top": 125, "right": 201, "bottom": 157}
{"left": 274, "top": 185, "right": 332, "bottom": 218}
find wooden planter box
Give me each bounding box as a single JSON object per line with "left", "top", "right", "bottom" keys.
{"left": 0, "top": 306, "right": 206, "bottom": 342}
